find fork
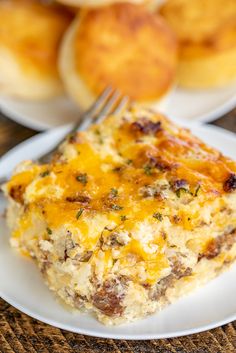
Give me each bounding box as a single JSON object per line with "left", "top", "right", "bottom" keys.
{"left": 0, "top": 87, "right": 129, "bottom": 185}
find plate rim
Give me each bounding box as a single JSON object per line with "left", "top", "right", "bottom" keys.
{"left": 0, "top": 122, "right": 236, "bottom": 340}
{"left": 0, "top": 99, "right": 55, "bottom": 131}
{"left": 0, "top": 289, "right": 236, "bottom": 340}
{"left": 194, "top": 92, "right": 236, "bottom": 123}
{"left": 1, "top": 87, "right": 236, "bottom": 131}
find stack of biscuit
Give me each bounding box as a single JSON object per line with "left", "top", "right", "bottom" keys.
{"left": 59, "top": 3, "right": 177, "bottom": 108}
{"left": 0, "top": 0, "right": 73, "bottom": 100}
{"left": 0, "top": 0, "right": 177, "bottom": 106}
{"left": 160, "top": 0, "right": 236, "bottom": 88}
{"left": 0, "top": 0, "right": 235, "bottom": 109}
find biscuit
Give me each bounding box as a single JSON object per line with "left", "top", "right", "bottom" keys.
{"left": 60, "top": 3, "right": 177, "bottom": 109}
{"left": 0, "top": 0, "right": 73, "bottom": 100}
{"left": 161, "top": 0, "right": 236, "bottom": 88}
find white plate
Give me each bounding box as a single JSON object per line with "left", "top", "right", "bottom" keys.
{"left": 0, "top": 123, "right": 236, "bottom": 339}
{"left": 1, "top": 83, "right": 236, "bottom": 131}
{"left": 0, "top": 96, "right": 80, "bottom": 131}
{"left": 166, "top": 85, "right": 236, "bottom": 123}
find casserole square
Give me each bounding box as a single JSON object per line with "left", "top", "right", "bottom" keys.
{"left": 3, "top": 107, "right": 236, "bottom": 325}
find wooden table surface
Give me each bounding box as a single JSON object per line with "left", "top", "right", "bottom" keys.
{"left": 0, "top": 110, "right": 236, "bottom": 353}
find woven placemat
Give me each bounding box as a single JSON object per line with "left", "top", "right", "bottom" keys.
{"left": 1, "top": 298, "right": 235, "bottom": 352}
{"left": 0, "top": 110, "right": 236, "bottom": 353}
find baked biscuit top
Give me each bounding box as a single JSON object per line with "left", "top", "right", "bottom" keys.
{"left": 71, "top": 4, "right": 177, "bottom": 101}
{"left": 0, "top": 0, "right": 72, "bottom": 77}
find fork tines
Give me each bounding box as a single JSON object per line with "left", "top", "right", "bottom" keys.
{"left": 79, "top": 87, "right": 130, "bottom": 130}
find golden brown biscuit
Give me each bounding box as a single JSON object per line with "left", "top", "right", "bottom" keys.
{"left": 160, "top": 0, "right": 236, "bottom": 88}
{"left": 0, "top": 0, "right": 73, "bottom": 100}
{"left": 59, "top": 3, "right": 177, "bottom": 109}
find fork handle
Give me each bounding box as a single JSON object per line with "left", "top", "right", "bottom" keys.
{"left": 38, "top": 90, "right": 114, "bottom": 164}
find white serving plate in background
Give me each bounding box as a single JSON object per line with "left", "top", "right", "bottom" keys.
{"left": 0, "top": 83, "right": 236, "bottom": 131}
{"left": 0, "top": 96, "right": 79, "bottom": 131}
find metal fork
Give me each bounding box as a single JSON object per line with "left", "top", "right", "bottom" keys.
{"left": 0, "top": 87, "right": 129, "bottom": 185}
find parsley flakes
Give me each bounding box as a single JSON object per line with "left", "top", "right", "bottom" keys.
{"left": 194, "top": 184, "right": 201, "bottom": 197}
{"left": 76, "top": 208, "right": 84, "bottom": 219}
{"left": 120, "top": 215, "right": 128, "bottom": 221}
{"left": 40, "top": 170, "right": 50, "bottom": 178}
{"left": 111, "top": 204, "right": 123, "bottom": 211}
{"left": 176, "top": 188, "right": 188, "bottom": 198}
{"left": 46, "top": 227, "right": 52, "bottom": 235}
{"left": 153, "top": 212, "right": 163, "bottom": 221}
{"left": 76, "top": 173, "right": 88, "bottom": 185}
{"left": 143, "top": 165, "right": 152, "bottom": 176}
{"left": 110, "top": 188, "right": 118, "bottom": 198}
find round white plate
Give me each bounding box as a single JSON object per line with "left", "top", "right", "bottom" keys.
{"left": 0, "top": 96, "right": 80, "bottom": 131}
{"left": 0, "top": 123, "right": 236, "bottom": 339}
{"left": 1, "top": 83, "right": 236, "bottom": 131}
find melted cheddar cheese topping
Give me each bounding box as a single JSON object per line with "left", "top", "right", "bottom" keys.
{"left": 6, "top": 107, "right": 236, "bottom": 286}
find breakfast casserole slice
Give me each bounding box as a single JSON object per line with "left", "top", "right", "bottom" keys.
{"left": 2, "top": 107, "right": 236, "bottom": 325}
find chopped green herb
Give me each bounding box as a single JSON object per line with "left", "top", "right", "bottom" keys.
{"left": 194, "top": 184, "right": 201, "bottom": 197}
{"left": 143, "top": 164, "right": 152, "bottom": 176}
{"left": 76, "top": 208, "right": 84, "bottom": 219}
{"left": 46, "top": 227, "right": 52, "bottom": 235}
{"left": 112, "top": 259, "right": 118, "bottom": 266}
{"left": 176, "top": 188, "right": 188, "bottom": 198}
{"left": 40, "top": 170, "right": 50, "bottom": 178}
{"left": 126, "top": 159, "right": 133, "bottom": 165}
{"left": 153, "top": 212, "right": 163, "bottom": 221}
{"left": 111, "top": 204, "right": 123, "bottom": 211}
{"left": 110, "top": 188, "right": 118, "bottom": 198}
{"left": 94, "top": 129, "right": 103, "bottom": 144}
{"left": 176, "top": 189, "right": 181, "bottom": 198}
{"left": 120, "top": 215, "right": 128, "bottom": 221}
{"left": 76, "top": 173, "right": 88, "bottom": 185}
